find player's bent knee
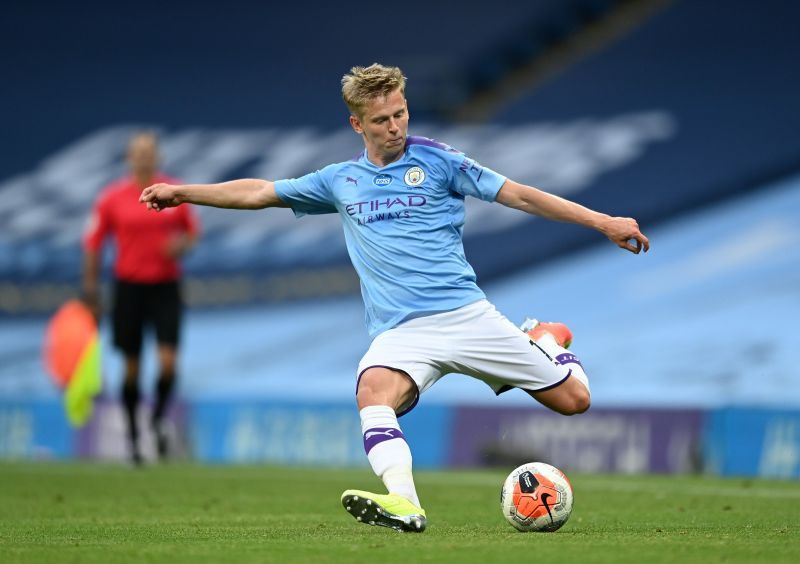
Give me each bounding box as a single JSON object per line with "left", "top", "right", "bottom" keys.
{"left": 530, "top": 378, "right": 590, "bottom": 416}
{"left": 553, "top": 393, "right": 590, "bottom": 416}
{"left": 562, "top": 374, "right": 591, "bottom": 414}
{"left": 561, "top": 381, "right": 591, "bottom": 415}
{"left": 570, "top": 389, "right": 591, "bottom": 414}
{"left": 356, "top": 367, "right": 415, "bottom": 411}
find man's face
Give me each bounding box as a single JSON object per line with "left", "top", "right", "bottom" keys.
{"left": 127, "top": 134, "right": 159, "bottom": 177}
{"left": 350, "top": 88, "right": 409, "bottom": 165}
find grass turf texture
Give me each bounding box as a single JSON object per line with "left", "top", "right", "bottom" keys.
{"left": 0, "top": 463, "right": 798, "bottom": 563}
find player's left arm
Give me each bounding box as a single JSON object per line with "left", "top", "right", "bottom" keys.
{"left": 164, "top": 206, "right": 201, "bottom": 258}
{"left": 496, "top": 179, "right": 650, "bottom": 254}
{"left": 164, "top": 230, "right": 199, "bottom": 259}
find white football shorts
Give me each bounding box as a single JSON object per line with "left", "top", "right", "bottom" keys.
{"left": 356, "top": 299, "right": 575, "bottom": 416}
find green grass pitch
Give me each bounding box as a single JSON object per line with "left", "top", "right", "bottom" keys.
{"left": 0, "top": 462, "right": 798, "bottom": 563}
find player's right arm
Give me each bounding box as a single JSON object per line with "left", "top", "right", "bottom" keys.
{"left": 140, "top": 179, "right": 289, "bottom": 211}
{"left": 81, "top": 251, "right": 102, "bottom": 321}
{"left": 81, "top": 196, "right": 110, "bottom": 321}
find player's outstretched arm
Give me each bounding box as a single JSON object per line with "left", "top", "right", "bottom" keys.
{"left": 139, "top": 179, "right": 288, "bottom": 211}
{"left": 496, "top": 179, "right": 650, "bottom": 254}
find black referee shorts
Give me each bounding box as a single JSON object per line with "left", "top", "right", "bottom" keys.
{"left": 112, "top": 279, "right": 183, "bottom": 357}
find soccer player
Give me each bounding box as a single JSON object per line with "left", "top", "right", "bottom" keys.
{"left": 139, "top": 64, "right": 648, "bottom": 529}
{"left": 83, "top": 131, "right": 200, "bottom": 465}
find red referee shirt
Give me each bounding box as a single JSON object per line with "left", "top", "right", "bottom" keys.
{"left": 83, "top": 175, "right": 200, "bottom": 283}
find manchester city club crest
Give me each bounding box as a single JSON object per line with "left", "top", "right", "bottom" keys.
{"left": 404, "top": 166, "right": 426, "bottom": 187}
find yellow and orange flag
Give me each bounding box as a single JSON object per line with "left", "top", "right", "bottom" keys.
{"left": 42, "top": 300, "right": 102, "bottom": 427}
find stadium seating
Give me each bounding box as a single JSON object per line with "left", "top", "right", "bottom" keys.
{"left": 3, "top": 1, "right": 799, "bottom": 306}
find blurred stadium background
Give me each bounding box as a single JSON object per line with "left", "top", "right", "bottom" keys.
{"left": 1, "top": 0, "right": 798, "bottom": 478}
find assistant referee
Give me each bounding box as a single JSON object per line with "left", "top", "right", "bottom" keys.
{"left": 82, "top": 131, "right": 200, "bottom": 464}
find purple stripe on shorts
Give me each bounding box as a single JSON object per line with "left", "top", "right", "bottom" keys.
{"left": 555, "top": 352, "right": 583, "bottom": 368}
{"left": 363, "top": 427, "right": 405, "bottom": 454}
{"left": 535, "top": 370, "right": 572, "bottom": 393}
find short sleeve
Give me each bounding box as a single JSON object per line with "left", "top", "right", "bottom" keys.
{"left": 274, "top": 170, "right": 337, "bottom": 217}
{"left": 442, "top": 147, "right": 506, "bottom": 202}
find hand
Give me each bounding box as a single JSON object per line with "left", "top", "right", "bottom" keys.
{"left": 163, "top": 234, "right": 191, "bottom": 258}
{"left": 81, "top": 290, "right": 102, "bottom": 324}
{"left": 140, "top": 183, "right": 181, "bottom": 211}
{"left": 600, "top": 216, "right": 650, "bottom": 254}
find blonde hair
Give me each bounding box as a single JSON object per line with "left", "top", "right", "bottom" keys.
{"left": 341, "top": 63, "right": 407, "bottom": 116}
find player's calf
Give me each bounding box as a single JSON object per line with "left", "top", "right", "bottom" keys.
{"left": 520, "top": 317, "right": 590, "bottom": 415}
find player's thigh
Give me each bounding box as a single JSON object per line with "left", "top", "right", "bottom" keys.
{"left": 150, "top": 281, "right": 182, "bottom": 348}
{"left": 452, "top": 303, "right": 570, "bottom": 393}
{"left": 112, "top": 279, "right": 146, "bottom": 356}
{"left": 357, "top": 321, "right": 446, "bottom": 416}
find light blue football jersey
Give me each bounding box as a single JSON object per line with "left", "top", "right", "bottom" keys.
{"left": 274, "top": 136, "right": 507, "bottom": 338}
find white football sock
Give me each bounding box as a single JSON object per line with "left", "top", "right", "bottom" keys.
{"left": 360, "top": 405, "right": 421, "bottom": 508}
{"left": 535, "top": 333, "right": 591, "bottom": 392}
